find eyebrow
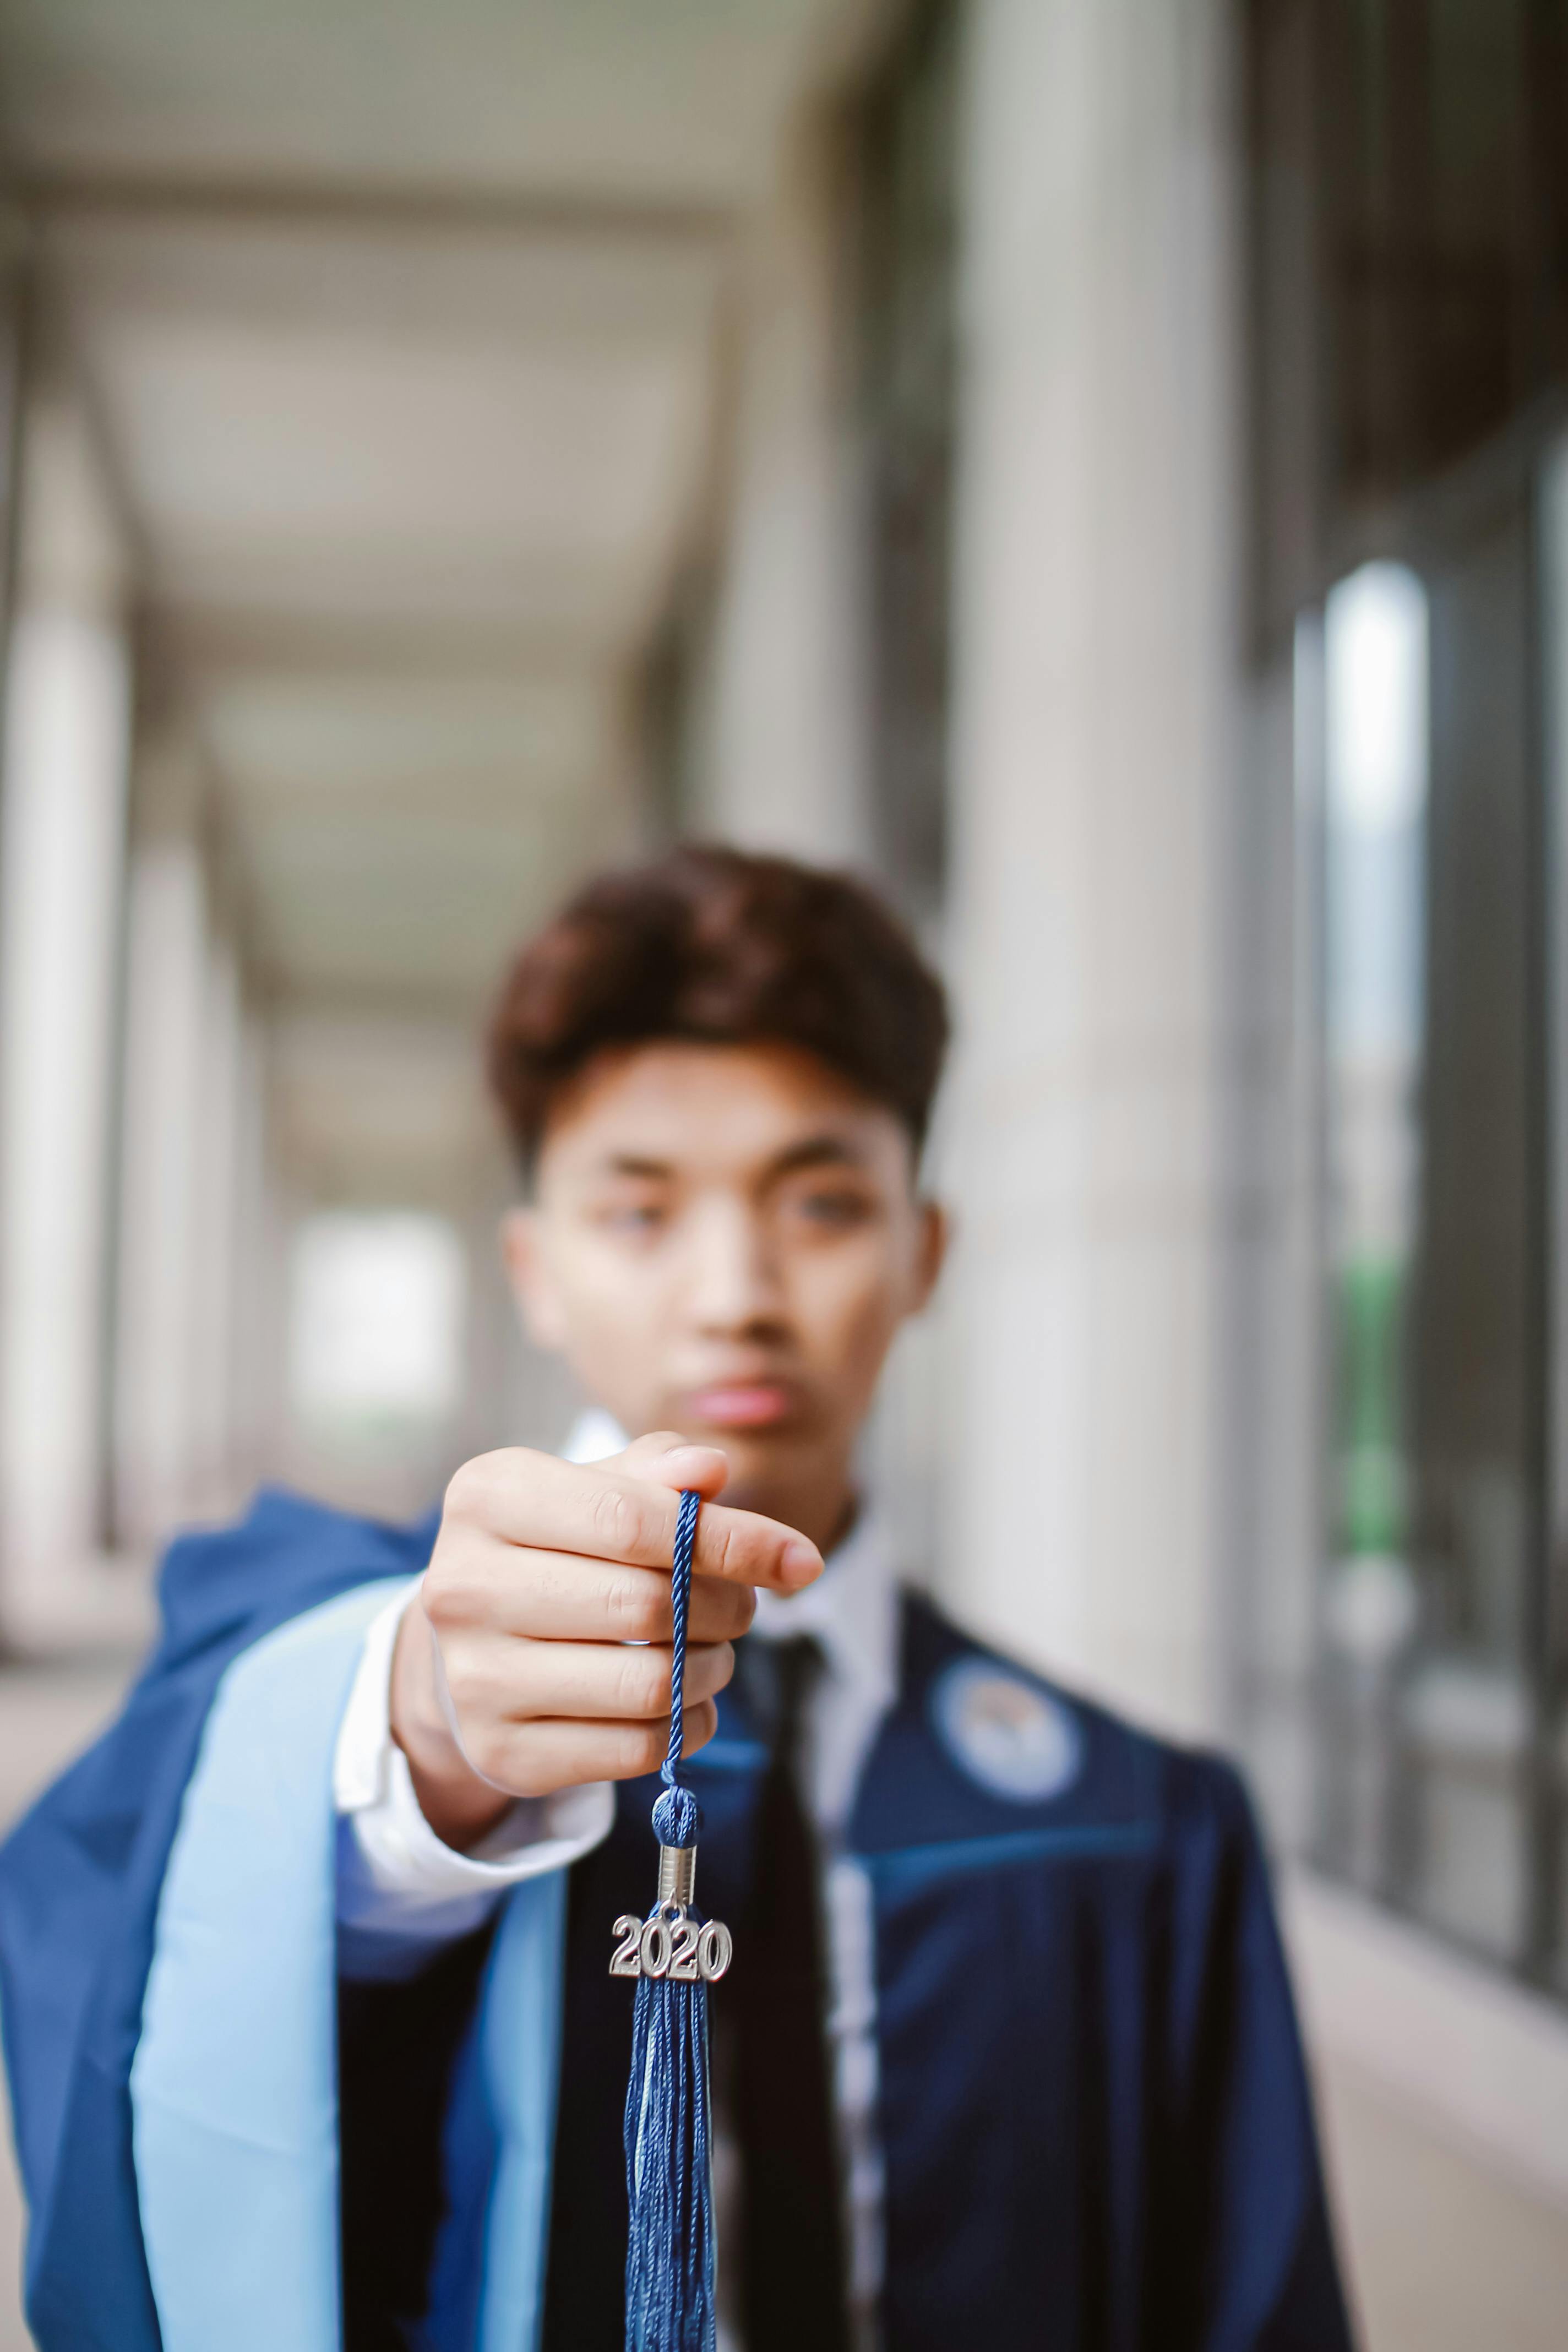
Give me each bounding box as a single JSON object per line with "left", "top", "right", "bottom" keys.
{"left": 766, "top": 1135, "right": 867, "bottom": 1178}
{"left": 601, "top": 1153, "right": 674, "bottom": 1180}
{"left": 593, "top": 1135, "right": 869, "bottom": 1183}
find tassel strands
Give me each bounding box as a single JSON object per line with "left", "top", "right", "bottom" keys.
{"left": 611, "top": 1487, "right": 731, "bottom": 2352}
{"left": 623, "top": 1942, "right": 716, "bottom": 2351}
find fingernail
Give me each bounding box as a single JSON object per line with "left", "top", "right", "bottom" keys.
{"left": 782, "top": 1539, "right": 820, "bottom": 1585}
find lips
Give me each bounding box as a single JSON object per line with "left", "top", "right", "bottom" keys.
{"left": 684, "top": 1381, "right": 795, "bottom": 1430}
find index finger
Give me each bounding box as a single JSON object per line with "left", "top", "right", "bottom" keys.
{"left": 446, "top": 1447, "right": 824, "bottom": 1594}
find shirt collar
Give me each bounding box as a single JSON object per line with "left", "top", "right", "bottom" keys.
{"left": 749, "top": 1501, "right": 898, "bottom": 1711}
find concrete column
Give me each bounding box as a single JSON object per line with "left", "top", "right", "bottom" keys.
{"left": 700, "top": 124, "right": 871, "bottom": 864}
{"left": 187, "top": 921, "right": 244, "bottom": 1516}
{"left": 0, "top": 392, "right": 131, "bottom": 1623}
{"left": 941, "top": 0, "right": 1240, "bottom": 1736}
{"left": 225, "top": 1003, "right": 286, "bottom": 1501}
{"left": 112, "top": 758, "right": 214, "bottom": 1547}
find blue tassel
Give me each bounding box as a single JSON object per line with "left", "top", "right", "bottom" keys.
{"left": 621, "top": 1488, "right": 718, "bottom": 2352}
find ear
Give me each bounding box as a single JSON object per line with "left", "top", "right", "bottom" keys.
{"left": 908, "top": 1198, "right": 949, "bottom": 1315}
{"left": 500, "top": 1205, "right": 569, "bottom": 1349}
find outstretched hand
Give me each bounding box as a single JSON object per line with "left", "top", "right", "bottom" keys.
{"left": 390, "top": 1432, "right": 824, "bottom": 1849}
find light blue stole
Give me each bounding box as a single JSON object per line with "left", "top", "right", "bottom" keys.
{"left": 130, "top": 1579, "right": 566, "bottom": 2352}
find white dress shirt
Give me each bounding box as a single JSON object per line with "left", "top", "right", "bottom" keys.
{"left": 333, "top": 1590, "right": 616, "bottom": 1983}
{"left": 333, "top": 1411, "right": 900, "bottom": 2346}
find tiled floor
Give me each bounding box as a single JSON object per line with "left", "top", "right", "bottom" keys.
{"left": 1317, "top": 2055, "right": 1568, "bottom": 2352}
{"left": 2, "top": 1660, "right": 1565, "bottom": 2352}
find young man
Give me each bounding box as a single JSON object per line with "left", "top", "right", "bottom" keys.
{"left": 1, "top": 847, "right": 1354, "bottom": 2352}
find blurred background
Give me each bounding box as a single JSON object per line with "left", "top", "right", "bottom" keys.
{"left": 0, "top": 1, "right": 1565, "bottom": 2345}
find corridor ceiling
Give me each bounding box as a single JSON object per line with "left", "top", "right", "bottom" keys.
{"left": 0, "top": 0, "right": 862, "bottom": 1023}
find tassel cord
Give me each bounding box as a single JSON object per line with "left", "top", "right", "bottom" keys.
{"left": 651, "top": 1488, "right": 701, "bottom": 1850}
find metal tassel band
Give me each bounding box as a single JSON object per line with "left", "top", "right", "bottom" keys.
{"left": 657, "top": 1844, "right": 696, "bottom": 1909}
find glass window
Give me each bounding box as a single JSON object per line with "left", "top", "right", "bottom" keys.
{"left": 1317, "top": 562, "right": 1429, "bottom": 1890}
{"left": 853, "top": 0, "right": 960, "bottom": 921}
{"left": 1314, "top": 459, "right": 1564, "bottom": 1991}
{"left": 1251, "top": 0, "right": 1568, "bottom": 2001}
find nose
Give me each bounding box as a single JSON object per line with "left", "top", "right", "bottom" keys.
{"left": 684, "top": 1194, "right": 787, "bottom": 1340}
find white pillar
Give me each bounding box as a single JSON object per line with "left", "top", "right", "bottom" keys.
{"left": 700, "top": 127, "right": 871, "bottom": 863}
{"left": 113, "top": 721, "right": 259, "bottom": 1540}
{"left": 226, "top": 1004, "right": 287, "bottom": 1504}
{"left": 112, "top": 802, "right": 212, "bottom": 1545}
{"left": 942, "top": 0, "right": 1240, "bottom": 1736}
{"left": 187, "top": 923, "right": 244, "bottom": 1515}
{"left": 0, "top": 394, "right": 131, "bottom": 1618}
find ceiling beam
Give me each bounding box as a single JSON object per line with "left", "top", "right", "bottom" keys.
{"left": 156, "top": 603, "right": 620, "bottom": 681}
{"left": 13, "top": 168, "right": 738, "bottom": 251}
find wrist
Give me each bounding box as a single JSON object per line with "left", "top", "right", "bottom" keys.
{"left": 390, "top": 1604, "right": 514, "bottom": 1851}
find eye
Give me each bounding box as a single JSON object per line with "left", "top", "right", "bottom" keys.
{"left": 793, "top": 1187, "right": 873, "bottom": 1230}
{"left": 598, "top": 1200, "right": 666, "bottom": 1236}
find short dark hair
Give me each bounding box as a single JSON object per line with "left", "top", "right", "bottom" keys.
{"left": 487, "top": 843, "right": 949, "bottom": 1167}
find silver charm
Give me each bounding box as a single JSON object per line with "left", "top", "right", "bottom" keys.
{"left": 609, "top": 1844, "right": 733, "bottom": 1983}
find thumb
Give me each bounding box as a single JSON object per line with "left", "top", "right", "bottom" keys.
{"left": 614, "top": 1429, "right": 731, "bottom": 1501}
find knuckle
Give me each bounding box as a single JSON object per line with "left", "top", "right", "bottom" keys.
{"left": 466, "top": 1725, "right": 511, "bottom": 1785}
{"left": 440, "top": 1651, "right": 487, "bottom": 1719}
{"left": 422, "top": 1551, "right": 484, "bottom": 1633}
{"left": 444, "top": 1450, "right": 504, "bottom": 1522}
{"left": 616, "top": 1722, "right": 666, "bottom": 1777}
{"left": 709, "top": 1516, "right": 748, "bottom": 1585}
{"left": 445, "top": 1446, "right": 538, "bottom": 1526}
{"left": 607, "top": 1577, "right": 663, "bottom": 1642}
{"left": 591, "top": 1480, "right": 645, "bottom": 1560}
{"left": 617, "top": 1651, "right": 667, "bottom": 1718}
{"left": 421, "top": 1566, "right": 461, "bottom": 1628}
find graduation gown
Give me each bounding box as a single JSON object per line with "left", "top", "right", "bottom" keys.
{"left": 0, "top": 1489, "right": 1354, "bottom": 2352}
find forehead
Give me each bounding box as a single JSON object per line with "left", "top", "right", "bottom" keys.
{"left": 536, "top": 1040, "right": 906, "bottom": 1175}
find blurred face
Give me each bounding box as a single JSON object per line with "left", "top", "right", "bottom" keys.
{"left": 502, "top": 1040, "right": 945, "bottom": 1547}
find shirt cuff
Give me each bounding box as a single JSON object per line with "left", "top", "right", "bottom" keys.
{"left": 334, "top": 1585, "right": 615, "bottom": 1980}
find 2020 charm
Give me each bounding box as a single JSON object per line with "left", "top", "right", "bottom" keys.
{"left": 609, "top": 1908, "right": 733, "bottom": 1983}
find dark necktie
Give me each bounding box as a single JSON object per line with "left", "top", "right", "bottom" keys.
{"left": 726, "top": 1634, "right": 853, "bottom": 2352}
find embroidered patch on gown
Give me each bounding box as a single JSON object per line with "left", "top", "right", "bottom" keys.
{"left": 928, "top": 1657, "right": 1082, "bottom": 1804}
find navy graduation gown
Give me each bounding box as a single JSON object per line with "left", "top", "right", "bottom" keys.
{"left": 0, "top": 1491, "right": 439, "bottom": 2352}
{"left": 0, "top": 1491, "right": 1354, "bottom": 2351}
{"left": 547, "top": 1599, "right": 1354, "bottom": 2352}
{"left": 855, "top": 1601, "right": 1351, "bottom": 2350}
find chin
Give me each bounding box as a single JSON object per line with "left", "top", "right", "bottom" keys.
{"left": 695, "top": 1423, "right": 819, "bottom": 1505}
{"left": 701, "top": 1427, "right": 776, "bottom": 1474}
